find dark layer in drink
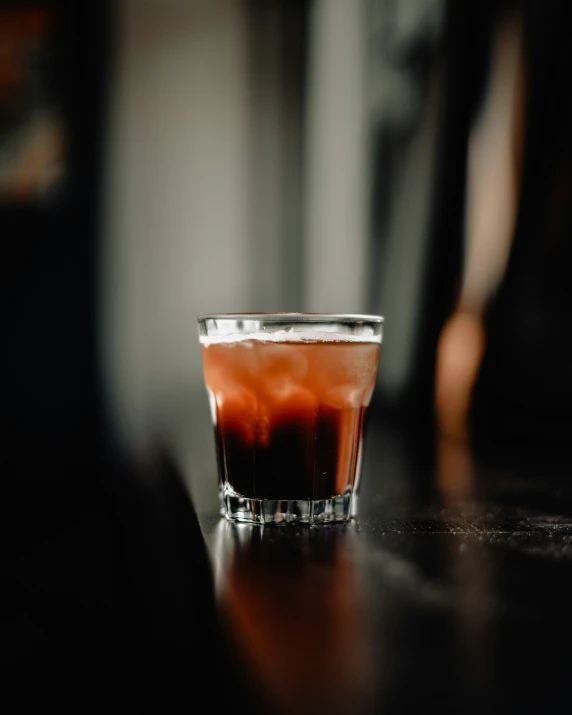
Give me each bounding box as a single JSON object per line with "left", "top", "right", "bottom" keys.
{"left": 215, "top": 404, "right": 367, "bottom": 500}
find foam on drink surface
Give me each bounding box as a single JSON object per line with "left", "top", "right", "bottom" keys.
{"left": 199, "top": 329, "right": 381, "bottom": 347}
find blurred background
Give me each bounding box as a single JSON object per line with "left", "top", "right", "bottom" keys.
{"left": 3, "top": 0, "right": 572, "bottom": 508}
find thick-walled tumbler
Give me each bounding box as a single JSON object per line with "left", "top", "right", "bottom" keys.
{"left": 198, "top": 313, "right": 383, "bottom": 525}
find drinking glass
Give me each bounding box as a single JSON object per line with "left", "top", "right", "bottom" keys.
{"left": 198, "top": 313, "right": 383, "bottom": 525}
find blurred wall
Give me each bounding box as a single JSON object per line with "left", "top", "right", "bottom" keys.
{"left": 101, "top": 0, "right": 371, "bottom": 504}
{"left": 303, "top": 0, "right": 367, "bottom": 313}
{"left": 102, "top": 0, "right": 253, "bottom": 495}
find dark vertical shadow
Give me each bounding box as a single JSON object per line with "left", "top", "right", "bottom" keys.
{"left": 0, "top": 5, "right": 263, "bottom": 708}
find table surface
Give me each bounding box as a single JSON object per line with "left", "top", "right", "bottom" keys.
{"left": 6, "top": 417, "right": 572, "bottom": 712}
{"left": 194, "top": 419, "right": 572, "bottom": 715}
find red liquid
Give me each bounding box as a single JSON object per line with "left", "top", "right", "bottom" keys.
{"left": 201, "top": 338, "right": 380, "bottom": 501}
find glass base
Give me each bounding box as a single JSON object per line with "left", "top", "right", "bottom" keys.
{"left": 220, "top": 484, "right": 355, "bottom": 525}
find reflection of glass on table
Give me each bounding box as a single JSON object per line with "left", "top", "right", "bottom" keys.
{"left": 210, "top": 520, "right": 376, "bottom": 715}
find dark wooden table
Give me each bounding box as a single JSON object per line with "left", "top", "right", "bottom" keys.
{"left": 195, "top": 419, "right": 572, "bottom": 715}
{"left": 5, "top": 418, "right": 572, "bottom": 713}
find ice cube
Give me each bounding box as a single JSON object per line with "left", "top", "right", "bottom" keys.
{"left": 252, "top": 342, "right": 309, "bottom": 381}
{"left": 323, "top": 384, "right": 366, "bottom": 410}
{"left": 217, "top": 387, "right": 258, "bottom": 444}
{"left": 261, "top": 383, "right": 319, "bottom": 426}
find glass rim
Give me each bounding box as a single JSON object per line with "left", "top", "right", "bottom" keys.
{"left": 197, "top": 312, "right": 384, "bottom": 324}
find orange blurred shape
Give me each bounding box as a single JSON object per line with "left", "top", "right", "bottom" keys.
{"left": 221, "top": 534, "right": 375, "bottom": 715}
{"left": 0, "top": 8, "right": 52, "bottom": 104}
{"left": 434, "top": 310, "right": 485, "bottom": 442}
